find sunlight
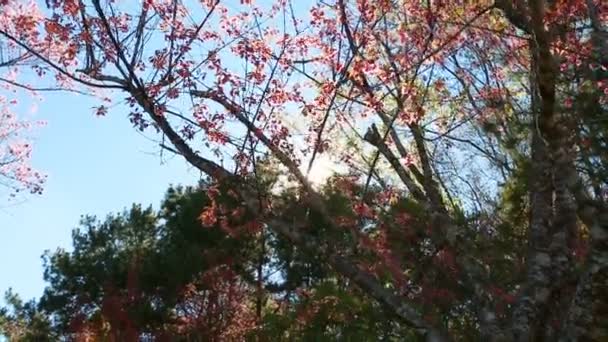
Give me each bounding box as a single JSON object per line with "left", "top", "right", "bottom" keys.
{"left": 302, "top": 154, "right": 340, "bottom": 187}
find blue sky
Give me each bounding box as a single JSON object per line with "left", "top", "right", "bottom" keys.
{"left": 0, "top": 91, "right": 200, "bottom": 301}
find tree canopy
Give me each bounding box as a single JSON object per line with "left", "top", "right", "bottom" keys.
{"left": 0, "top": 0, "right": 607, "bottom": 340}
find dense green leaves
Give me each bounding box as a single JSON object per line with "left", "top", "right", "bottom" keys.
{"left": 3, "top": 176, "right": 481, "bottom": 340}
{"left": 0, "top": 289, "right": 54, "bottom": 342}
